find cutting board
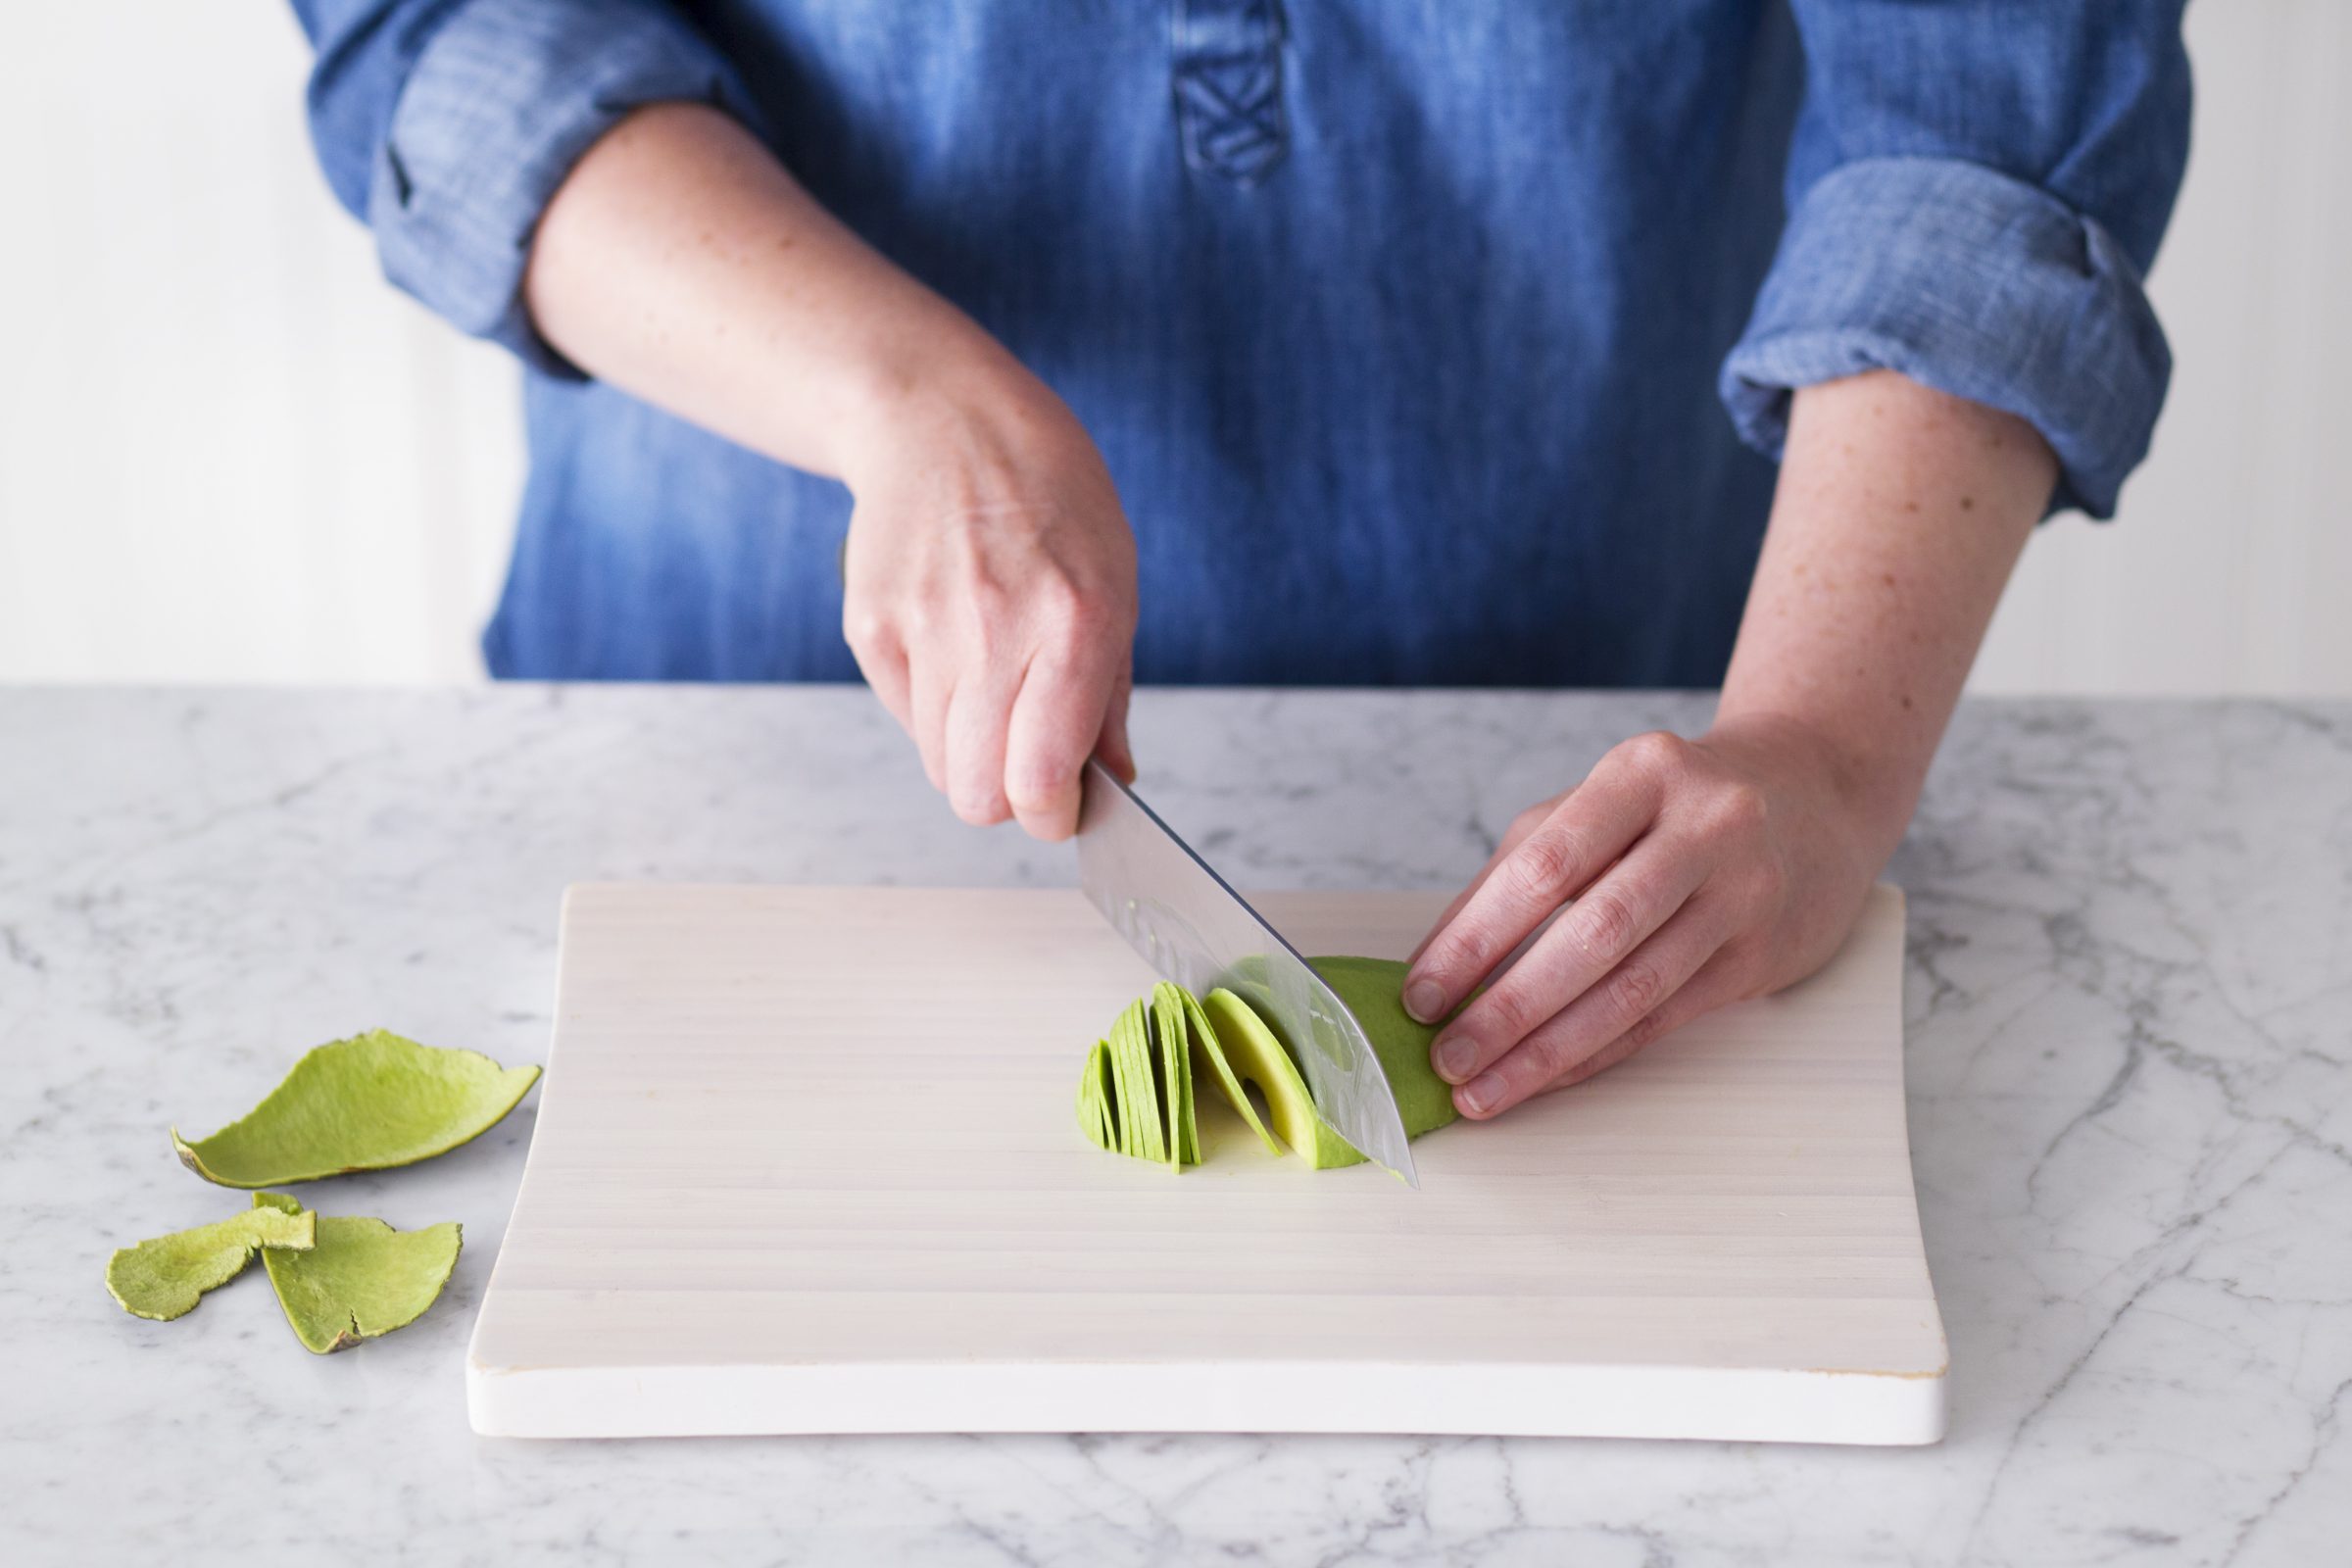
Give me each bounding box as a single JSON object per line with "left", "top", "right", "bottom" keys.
{"left": 467, "top": 883, "right": 1945, "bottom": 1444}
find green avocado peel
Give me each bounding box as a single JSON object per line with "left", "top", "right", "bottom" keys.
{"left": 172, "top": 1029, "right": 540, "bottom": 1188}
{"left": 104, "top": 1204, "right": 318, "bottom": 1321}
{"left": 1075, "top": 956, "right": 1458, "bottom": 1172}
{"left": 1309, "top": 956, "right": 1461, "bottom": 1142}
{"left": 252, "top": 1193, "right": 463, "bottom": 1353}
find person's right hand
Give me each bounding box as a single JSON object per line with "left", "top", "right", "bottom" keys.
{"left": 517, "top": 99, "right": 1137, "bottom": 832}
{"left": 838, "top": 353, "right": 1139, "bottom": 841}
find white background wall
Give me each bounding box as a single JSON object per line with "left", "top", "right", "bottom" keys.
{"left": 1, "top": 2, "right": 2345, "bottom": 692}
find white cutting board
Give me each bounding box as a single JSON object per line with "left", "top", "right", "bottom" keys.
{"left": 467, "top": 883, "right": 1945, "bottom": 1444}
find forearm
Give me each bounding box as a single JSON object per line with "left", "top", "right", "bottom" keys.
{"left": 522, "top": 101, "right": 1017, "bottom": 481}
{"left": 1715, "top": 369, "right": 2055, "bottom": 860}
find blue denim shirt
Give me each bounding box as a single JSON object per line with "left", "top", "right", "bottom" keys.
{"left": 290, "top": 0, "right": 2189, "bottom": 686}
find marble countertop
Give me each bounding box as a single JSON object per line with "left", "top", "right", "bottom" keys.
{"left": 3, "top": 687, "right": 2345, "bottom": 1566}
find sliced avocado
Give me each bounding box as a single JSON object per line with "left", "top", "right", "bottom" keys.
{"left": 1110, "top": 1000, "right": 1161, "bottom": 1163}
{"left": 1091, "top": 1040, "right": 1119, "bottom": 1150}
{"left": 1076, "top": 1039, "right": 1115, "bottom": 1152}
{"left": 1150, "top": 983, "right": 1193, "bottom": 1171}
{"left": 1077, "top": 959, "right": 1460, "bottom": 1172}
{"left": 1177, "top": 986, "right": 1282, "bottom": 1157}
{"left": 1199, "top": 988, "right": 1365, "bottom": 1169}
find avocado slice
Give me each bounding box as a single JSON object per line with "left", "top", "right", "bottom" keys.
{"left": 1177, "top": 986, "right": 1282, "bottom": 1157}
{"left": 1199, "top": 987, "right": 1366, "bottom": 1169}
{"left": 1150, "top": 983, "right": 1194, "bottom": 1171}
{"left": 1109, "top": 999, "right": 1161, "bottom": 1163}
{"left": 1075, "top": 1038, "right": 1117, "bottom": 1152}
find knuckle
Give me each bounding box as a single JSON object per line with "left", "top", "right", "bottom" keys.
{"left": 1606, "top": 957, "right": 1670, "bottom": 1020}
{"left": 1045, "top": 610, "right": 1105, "bottom": 662}
{"left": 1708, "top": 779, "right": 1770, "bottom": 837}
{"left": 966, "top": 577, "right": 1015, "bottom": 625}
{"left": 1567, "top": 886, "right": 1640, "bottom": 959}
{"left": 1477, "top": 980, "right": 1545, "bottom": 1044}
{"left": 1421, "top": 930, "right": 1486, "bottom": 988}
{"left": 1033, "top": 582, "right": 1116, "bottom": 661}
{"left": 1031, "top": 572, "right": 1088, "bottom": 625}
{"left": 1504, "top": 830, "right": 1579, "bottom": 906}
{"left": 1516, "top": 1033, "right": 1571, "bottom": 1089}
{"left": 1619, "top": 729, "right": 1687, "bottom": 773}
{"left": 842, "top": 607, "right": 896, "bottom": 655}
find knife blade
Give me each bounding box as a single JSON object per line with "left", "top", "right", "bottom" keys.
{"left": 1074, "top": 759, "right": 1419, "bottom": 1186}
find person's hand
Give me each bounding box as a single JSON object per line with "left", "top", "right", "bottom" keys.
{"left": 838, "top": 353, "right": 1138, "bottom": 840}
{"left": 1401, "top": 715, "right": 1885, "bottom": 1118}
{"left": 517, "top": 102, "right": 1141, "bottom": 836}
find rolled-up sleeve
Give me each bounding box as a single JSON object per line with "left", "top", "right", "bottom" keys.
{"left": 291, "top": 0, "right": 757, "bottom": 374}
{"left": 1720, "top": 3, "right": 2192, "bottom": 517}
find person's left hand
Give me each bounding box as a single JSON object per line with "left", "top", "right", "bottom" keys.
{"left": 1400, "top": 714, "right": 1886, "bottom": 1119}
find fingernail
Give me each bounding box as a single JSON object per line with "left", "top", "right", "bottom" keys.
{"left": 1404, "top": 979, "right": 1446, "bottom": 1023}
{"left": 1434, "top": 1035, "right": 1474, "bottom": 1082}
{"left": 1462, "top": 1072, "right": 1504, "bottom": 1115}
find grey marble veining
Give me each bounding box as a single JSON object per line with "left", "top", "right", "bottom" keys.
{"left": 2, "top": 686, "right": 2345, "bottom": 1566}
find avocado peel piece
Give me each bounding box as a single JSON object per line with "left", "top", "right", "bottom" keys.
{"left": 105, "top": 1204, "right": 318, "bottom": 1322}
{"left": 252, "top": 1192, "right": 463, "bottom": 1354}
{"left": 172, "top": 1029, "right": 540, "bottom": 1188}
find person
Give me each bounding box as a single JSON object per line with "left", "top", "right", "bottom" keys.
{"left": 287, "top": 1, "right": 2190, "bottom": 1121}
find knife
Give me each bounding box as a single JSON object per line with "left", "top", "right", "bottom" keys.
{"left": 1075, "top": 759, "right": 1419, "bottom": 1186}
